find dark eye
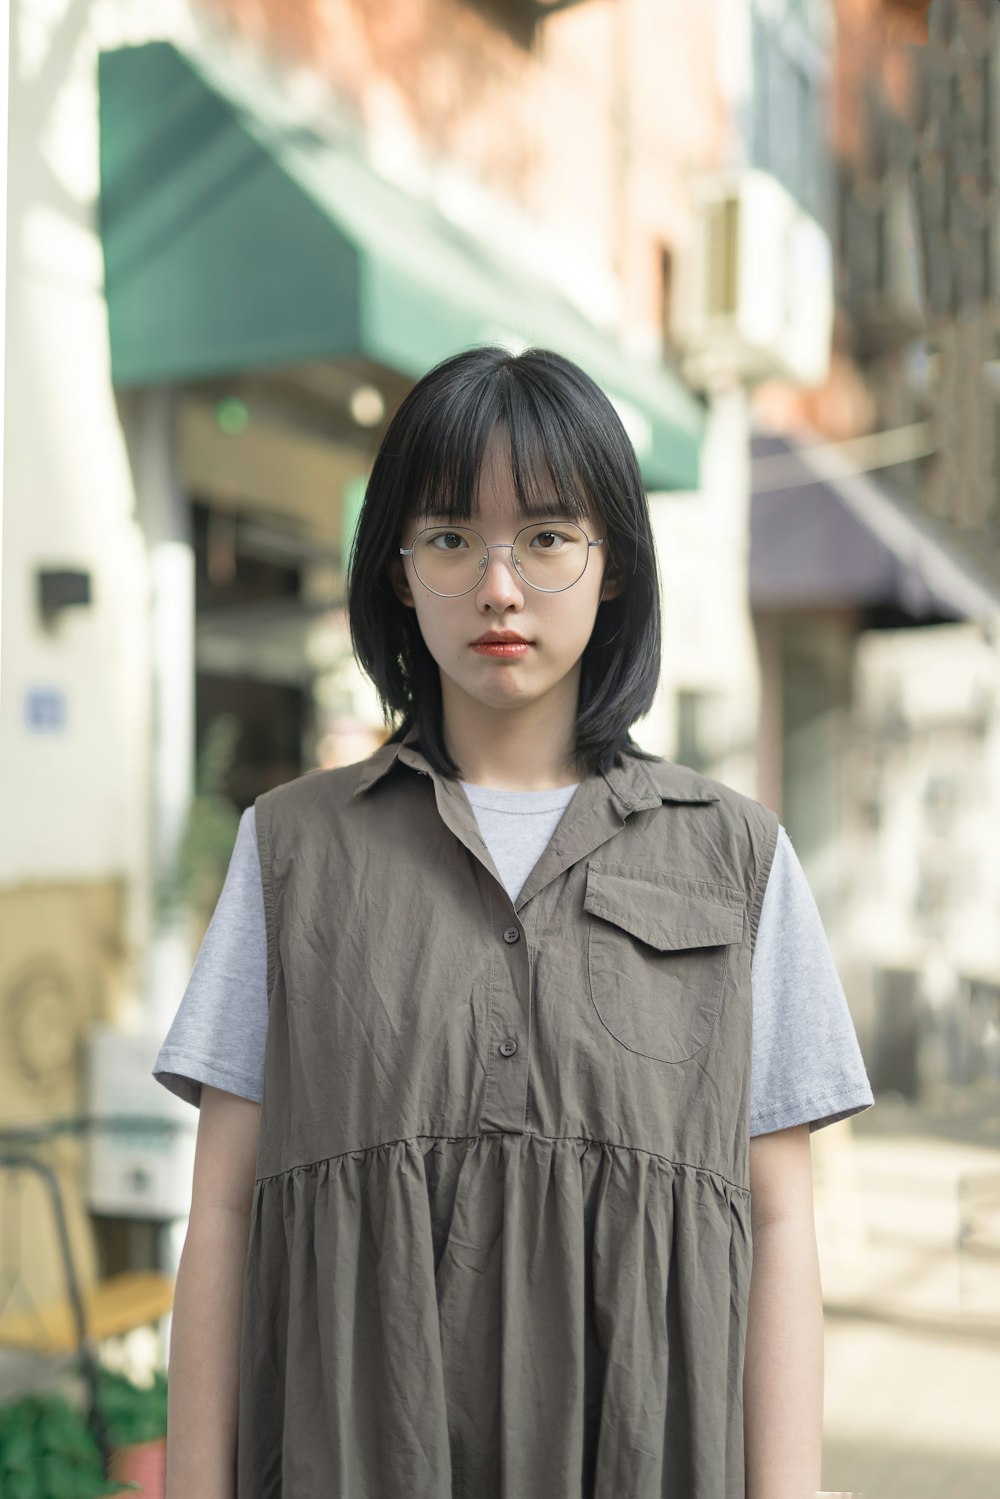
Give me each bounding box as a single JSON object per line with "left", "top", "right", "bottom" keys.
{"left": 428, "top": 531, "right": 469, "bottom": 551}
{"left": 529, "top": 530, "right": 571, "bottom": 550}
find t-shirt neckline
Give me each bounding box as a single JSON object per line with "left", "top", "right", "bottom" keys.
{"left": 461, "top": 781, "right": 579, "bottom": 814}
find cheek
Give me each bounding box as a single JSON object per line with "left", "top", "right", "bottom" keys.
{"left": 412, "top": 594, "right": 462, "bottom": 646}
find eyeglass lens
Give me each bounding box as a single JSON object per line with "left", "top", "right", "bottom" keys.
{"left": 410, "top": 523, "right": 590, "bottom": 595}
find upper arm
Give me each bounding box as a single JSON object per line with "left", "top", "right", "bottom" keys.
{"left": 748, "top": 1122, "right": 814, "bottom": 1231}
{"left": 190, "top": 1083, "right": 262, "bottom": 1222}
{"left": 750, "top": 827, "right": 875, "bottom": 1138}
{"left": 152, "top": 807, "right": 270, "bottom": 1113}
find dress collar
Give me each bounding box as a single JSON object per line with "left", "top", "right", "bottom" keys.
{"left": 351, "top": 723, "right": 720, "bottom": 808}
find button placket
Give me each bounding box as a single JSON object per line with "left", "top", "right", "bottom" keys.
{"left": 479, "top": 906, "right": 533, "bottom": 1132}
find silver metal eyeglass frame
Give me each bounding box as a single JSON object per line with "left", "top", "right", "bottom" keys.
{"left": 399, "top": 523, "right": 607, "bottom": 597}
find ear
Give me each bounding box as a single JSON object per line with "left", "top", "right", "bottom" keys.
{"left": 599, "top": 554, "right": 625, "bottom": 603}
{"left": 388, "top": 555, "right": 416, "bottom": 608}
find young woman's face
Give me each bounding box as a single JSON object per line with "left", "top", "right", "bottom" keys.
{"left": 392, "top": 436, "right": 621, "bottom": 727}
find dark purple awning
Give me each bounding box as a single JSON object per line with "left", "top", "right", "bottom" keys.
{"left": 750, "top": 432, "right": 1000, "bottom": 619}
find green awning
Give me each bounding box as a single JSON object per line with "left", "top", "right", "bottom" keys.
{"left": 98, "top": 42, "right": 704, "bottom": 490}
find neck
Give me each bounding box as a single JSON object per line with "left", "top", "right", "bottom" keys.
{"left": 439, "top": 674, "right": 582, "bottom": 791}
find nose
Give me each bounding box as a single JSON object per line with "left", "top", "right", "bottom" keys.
{"left": 475, "top": 544, "right": 525, "bottom": 610}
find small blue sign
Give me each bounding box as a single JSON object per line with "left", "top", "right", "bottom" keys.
{"left": 25, "top": 686, "right": 68, "bottom": 732}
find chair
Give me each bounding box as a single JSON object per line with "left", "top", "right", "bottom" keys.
{"left": 0, "top": 1116, "right": 178, "bottom": 1473}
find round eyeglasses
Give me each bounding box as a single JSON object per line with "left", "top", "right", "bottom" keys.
{"left": 399, "top": 521, "right": 606, "bottom": 597}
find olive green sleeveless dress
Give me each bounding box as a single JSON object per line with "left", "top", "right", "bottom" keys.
{"left": 237, "top": 727, "right": 779, "bottom": 1498}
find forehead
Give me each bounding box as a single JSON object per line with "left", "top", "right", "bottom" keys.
{"left": 470, "top": 463, "right": 548, "bottom": 519}
{"left": 464, "top": 438, "right": 526, "bottom": 514}
{"left": 425, "top": 432, "right": 597, "bottom": 523}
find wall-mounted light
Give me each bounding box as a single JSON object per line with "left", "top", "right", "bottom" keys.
{"left": 36, "top": 568, "right": 92, "bottom": 623}
{"left": 349, "top": 384, "right": 385, "bottom": 428}
{"left": 215, "top": 397, "right": 250, "bottom": 434}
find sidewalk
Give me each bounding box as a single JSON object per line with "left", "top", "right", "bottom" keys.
{"left": 822, "top": 1315, "right": 1000, "bottom": 1499}
{"left": 813, "top": 1097, "right": 1000, "bottom": 1498}
{"left": 813, "top": 1114, "right": 1000, "bottom": 1335}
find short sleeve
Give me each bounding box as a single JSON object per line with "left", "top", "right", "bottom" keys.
{"left": 749, "top": 825, "right": 875, "bottom": 1136}
{"left": 151, "top": 806, "right": 269, "bottom": 1109}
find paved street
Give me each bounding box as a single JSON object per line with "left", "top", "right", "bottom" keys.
{"left": 823, "top": 1315, "right": 1000, "bottom": 1498}
{"left": 814, "top": 1092, "right": 1000, "bottom": 1498}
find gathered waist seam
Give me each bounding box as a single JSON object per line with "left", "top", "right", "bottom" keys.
{"left": 255, "top": 1129, "right": 749, "bottom": 1197}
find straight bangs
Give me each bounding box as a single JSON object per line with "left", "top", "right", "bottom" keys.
{"left": 405, "top": 368, "right": 595, "bottom": 530}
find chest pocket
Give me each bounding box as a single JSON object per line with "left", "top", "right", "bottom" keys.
{"left": 584, "top": 862, "right": 745, "bottom": 1063}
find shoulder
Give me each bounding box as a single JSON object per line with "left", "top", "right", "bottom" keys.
{"left": 756, "top": 825, "right": 824, "bottom": 934}
{"left": 255, "top": 758, "right": 375, "bottom": 823}
{"left": 639, "top": 756, "right": 779, "bottom": 839}
{"left": 636, "top": 757, "right": 780, "bottom": 934}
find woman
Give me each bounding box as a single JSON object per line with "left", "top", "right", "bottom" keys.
{"left": 156, "top": 345, "right": 874, "bottom": 1498}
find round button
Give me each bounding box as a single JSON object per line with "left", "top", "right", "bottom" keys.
{"left": 498, "top": 1038, "right": 518, "bottom": 1057}
{"left": 502, "top": 926, "right": 521, "bottom": 944}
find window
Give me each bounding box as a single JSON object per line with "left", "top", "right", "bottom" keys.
{"left": 750, "top": 1, "right": 832, "bottom": 227}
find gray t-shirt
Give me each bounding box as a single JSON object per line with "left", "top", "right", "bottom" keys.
{"left": 153, "top": 783, "right": 874, "bottom": 1137}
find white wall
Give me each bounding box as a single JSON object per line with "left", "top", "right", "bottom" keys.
{"left": 0, "top": 0, "right": 207, "bottom": 994}
{"left": 636, "top": 384, "right": 762, "bottom": 798}
{"left": 5, "top": 4, "right": 135, "bottom": 884}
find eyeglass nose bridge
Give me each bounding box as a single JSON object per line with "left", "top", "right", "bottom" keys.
{"left": 475, "top": 540, "right": 518, "bottom": 574}
{"left": 438, "top": 537, "right": 534, "bottom": 592}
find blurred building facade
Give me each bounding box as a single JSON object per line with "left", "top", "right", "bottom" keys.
{"left": 749, "top": 0, "right": 1000, "bottom": 1106}
{"left": 1, "top": 0, "right": 838, "bottom": 1303}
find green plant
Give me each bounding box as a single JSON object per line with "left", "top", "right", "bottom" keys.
{"left": 94, "top": 1369, "right": 168, "bottom": 1450}
{"left": 155, "top": 712, "right": 242, "bottom": 926}
{"left": 0, "top": 1388, "right": 138, "bottom": 1499}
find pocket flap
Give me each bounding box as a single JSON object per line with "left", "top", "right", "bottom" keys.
{"left": 584, "top": 865, "right": 743, "bottom": 951}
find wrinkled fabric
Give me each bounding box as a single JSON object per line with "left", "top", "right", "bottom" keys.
{"left": 237, "top": 728, "right": 779, "bottom": 1499}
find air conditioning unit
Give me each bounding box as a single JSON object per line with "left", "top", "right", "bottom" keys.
{"left": 85, "top": 1025, "right": 197, "bottom": 1220}
{"left": 671, "top": 170, "right": 834, "bottom": 389}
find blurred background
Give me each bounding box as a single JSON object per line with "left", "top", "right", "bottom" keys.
{"left": 1, "top": 0, "right": 998, "bottom": 1494}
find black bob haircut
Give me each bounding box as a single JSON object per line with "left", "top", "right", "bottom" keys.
{"left": 347, "top": 344, "right": 663, "bottom": 779}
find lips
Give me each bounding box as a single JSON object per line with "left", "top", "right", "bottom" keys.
{"left": 470, "top": 631, "right": 532, "bottom": 659}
